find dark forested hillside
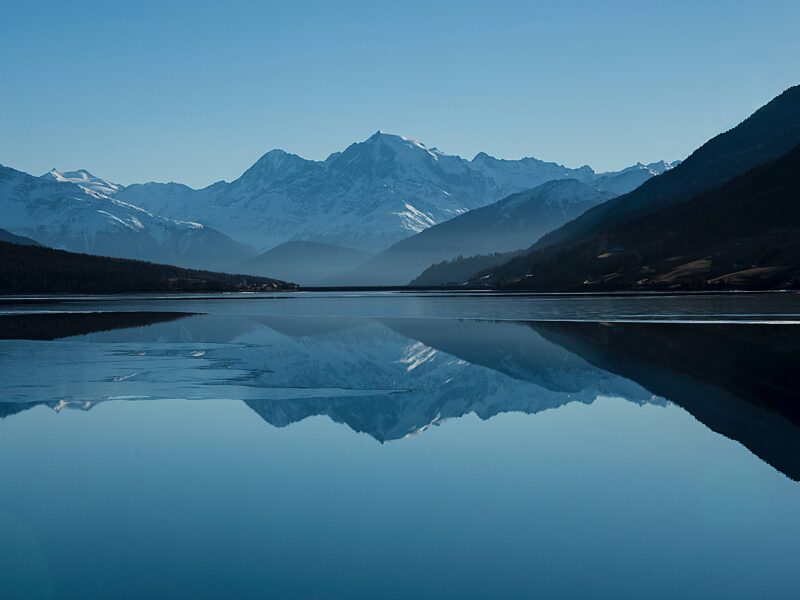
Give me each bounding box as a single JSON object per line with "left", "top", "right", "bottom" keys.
{"left": 0, "top": 311, "right": 193, "bottom": 340}
{"left": 530, "top": 85, "right": 800, "bottom": 253}
{"left": 0, "top": 241, "right": 295, "bottom": 294}
{"left": 470, "top": 86, "right": 800, "bottom": 291}
{"left": 411, "top": 251, "right": 520, "bottom": 286}
{"left": 474, "top": 142, "right": 800, "bottom": 291}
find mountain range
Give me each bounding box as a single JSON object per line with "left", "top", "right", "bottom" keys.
{"left": 2, "top": 86, "right": 797, "bottom": 291}
{"left": 0, "top": 164, "right": 252, "bottom": 270}
{"left": 112, "top": 132, "right": 672, "bottom": 254}
{"left": 0, "top": 133, "right": 675, "bottom": 286}
{"left": 0, "top": 132, "right": 672, "bottom": 262}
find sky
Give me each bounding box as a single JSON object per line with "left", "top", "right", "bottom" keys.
{"left": 1, "top": 0, "right": 799, "bottom": 188}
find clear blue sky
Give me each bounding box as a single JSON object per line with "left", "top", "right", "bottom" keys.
{"left": 2, "top": 0, "right": 799, "bottom": 188}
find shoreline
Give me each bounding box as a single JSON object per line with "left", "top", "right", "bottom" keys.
{"left": 0, "top": 287, "right": 798, "bottom": 304}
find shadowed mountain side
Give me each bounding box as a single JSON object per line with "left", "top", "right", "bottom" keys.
{"left": 531, "top": 85, "right": 800, "bottom": 253}
{"left": 474, "top": 85, "right": 800, "bottom": 290}
{"left": 0, "top": 241, "right": 294, "bottom": 294}
{"left": 235, "top": 241, "right": 372, "bottom": 285}
{"left": 327, "top": 180, "right": 615, "bottom": 286}
{"left": 477, "top": 142, "right": 800, "bottom": 290}
{"left": 411, "top": 251, "right": 520, "bottom": 287}
{"left": 0, "top": 228, "right": 41, "bottom": 247}
{"left": 0, "top": 311, "right": 196, "bottom": 340}
{"left": 532, "top": 321, "right": 800, "bottom": 480}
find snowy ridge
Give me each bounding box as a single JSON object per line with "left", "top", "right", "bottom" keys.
{"left": 0, "top": 164, "right": 251, "bottom": 269}
{"left": 44, "top": 168, "right": 124, "bottom": 197}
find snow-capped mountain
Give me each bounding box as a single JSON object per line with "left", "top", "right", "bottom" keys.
{"left": 3, "top": 134, "right": 676, "bottom": 273}
{"left": 111, "top": 181, "right": 207, "bottom": 221}
{"left": 0, "top": 163, "right": 253, "bottom": 269}
{"left": 44, "top": 168, "right": 124, "bottom": 196}
{"left": 114, "top": 132, "right": 676, "bottom": 253}
{"left": 592, "top": 160, "right": 681, "bottom": 195}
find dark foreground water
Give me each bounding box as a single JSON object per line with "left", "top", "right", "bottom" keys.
{"left": 1, "top": 292, "right": 799, "bottom": 599}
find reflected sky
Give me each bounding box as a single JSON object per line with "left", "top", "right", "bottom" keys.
{"left": 1, "top": 293, "right": 799, "bottom": 599}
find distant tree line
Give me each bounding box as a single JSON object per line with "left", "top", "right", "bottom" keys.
{"left": 0, "top": 241, "right": 295, "bottom": 294}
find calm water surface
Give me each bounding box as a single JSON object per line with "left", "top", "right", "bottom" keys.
{"left": 1, "top": 292, "right": 799, "bottom": 599}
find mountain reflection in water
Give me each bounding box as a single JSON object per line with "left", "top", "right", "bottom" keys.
{"left": 0, "top": 309, "right": 798, "bottom": 480}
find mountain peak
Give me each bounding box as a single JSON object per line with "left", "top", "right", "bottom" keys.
{"left": 47, "top": 168, "right": 89, "bottom": 180}
{"left": 611, "top": 160, "right": 678, "bottom": 177}
{"left": 330, "top": 132, "right": 443, "bottom": 176}
{"left": 241, "top": 148, "right": 312, "bottom": 182}
{"left": 44, "top": 168, "right": 123, "bottom": 195}
{"left": 253, "top": 148, "right": 294, "bottom": 163}
{"left": 364, "top": 131, "right": 430, "bottom": 150}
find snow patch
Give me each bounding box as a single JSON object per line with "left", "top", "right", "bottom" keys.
{"left": 393, "top": 203, "right": 437, "bottom": 233}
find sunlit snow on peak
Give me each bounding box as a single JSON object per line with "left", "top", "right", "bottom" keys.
{"left": 393, "top": 203, "right": 438, "bottom": 233}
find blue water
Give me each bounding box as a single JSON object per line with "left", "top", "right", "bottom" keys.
{"left": 1, "top": 292, "right": 799, "bottom": 599}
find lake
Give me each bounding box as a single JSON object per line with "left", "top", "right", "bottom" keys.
{"left": 1, "top": 292, "right": 799, "bottom": 599}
